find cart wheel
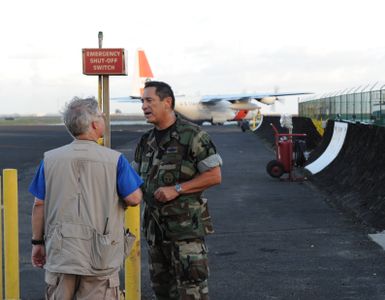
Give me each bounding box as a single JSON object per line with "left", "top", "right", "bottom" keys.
{"left": 266, "top": 160, "right": 285, "bottom": 178}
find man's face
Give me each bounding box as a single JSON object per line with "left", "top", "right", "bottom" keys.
{"left": 141, "top": 87, "right": 170, "bottom": 126}
{"left": 94, "top": 111, "right": 106, "bottom": 138}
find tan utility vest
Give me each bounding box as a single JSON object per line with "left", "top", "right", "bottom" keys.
{"left": 43, "top": 140, "right": 125, "bottom": 276}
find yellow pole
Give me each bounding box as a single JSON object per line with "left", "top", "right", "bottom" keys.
{"left": 125, "top": 205, "right": 141, "bottom": 300}
{"left": 3, "top": 169, "right": 19, "bottom": 300}
{"left": 0, "top": 174, "right": 3, "bottom": 299}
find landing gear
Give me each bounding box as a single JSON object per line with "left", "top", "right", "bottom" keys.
{"left": 240, "top": 120, "right": 250, "bottom": 132}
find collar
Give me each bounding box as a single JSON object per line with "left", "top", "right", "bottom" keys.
{"left": 147, "top": 115, "right": 181, "bottom": 151}
{"left": 72, "top": 139, "right": 98, "bottom": 145}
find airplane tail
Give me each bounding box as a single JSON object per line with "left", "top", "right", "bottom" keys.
{"left": 131, "top": 49, "right": 154, "bottom": 97}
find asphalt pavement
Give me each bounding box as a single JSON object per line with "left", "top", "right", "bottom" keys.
{"left": 1, "top": 124, "right": 385, "bottom": 300}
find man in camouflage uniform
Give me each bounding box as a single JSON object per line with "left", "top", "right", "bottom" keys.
{"left": 133, "top": 81, "right": 222, "bottom": 300}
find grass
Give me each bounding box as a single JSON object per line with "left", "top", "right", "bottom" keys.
{"left": 0, "top": 116, "right": 63, "bottom": 125}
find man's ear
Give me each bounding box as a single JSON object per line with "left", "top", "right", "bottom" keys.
{"left": 91, "top": 120, "right": 98, "bottom": 129}
{"left": 164, "top": 96, "right": 173, "bottom": 110}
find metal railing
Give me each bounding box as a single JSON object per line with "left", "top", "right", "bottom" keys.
{"left": 299, "top": 82, "right": 385, "bottom": 126}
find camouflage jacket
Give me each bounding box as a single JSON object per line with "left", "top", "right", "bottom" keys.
{"left": 134, "top": 115, "right": 222, "bottom": 241}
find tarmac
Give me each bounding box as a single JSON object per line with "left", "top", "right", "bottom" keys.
{"left": 2, "top": 124, "right": 385, "bottom": 299}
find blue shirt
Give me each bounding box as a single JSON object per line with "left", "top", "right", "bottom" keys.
{"left": 29, "top": 154, "right": 143, "bottom": 200}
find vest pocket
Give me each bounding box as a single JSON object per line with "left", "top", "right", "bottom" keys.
{"left": 90, "top": 231, "right": 122, "bottom": 270}
{"left": 46, "top": 225, "right": 62, "bottom": 251}
{"left": 124, "top": 230, "right": 136, "bottom": 258}
{"left": 45, "top": 226, "right": 63, "bottom": 266}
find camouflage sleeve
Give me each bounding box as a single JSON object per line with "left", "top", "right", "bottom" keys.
{"left": 130, "top": 161, "right": 139, "bottom": 172}
{"left": 131, "top": 137, "right": 144, "bottom": 172}
{"left": 191, "top": 130, "right": 223, "bottom": 173}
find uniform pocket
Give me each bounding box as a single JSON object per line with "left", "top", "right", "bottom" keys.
{"left": 200, "top": 198, "right": 214, "bottom": 235}
{"left": 160, "top": 201, "right": 195, "bottom": 240}
{"left": 157, "top": 153, "right": 182, "bottom": 186}
{"left": 175, "top": 240, "right": 209, "bottom": 283}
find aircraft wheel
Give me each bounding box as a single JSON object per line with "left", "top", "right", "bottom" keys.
{"left": 266, "top": 160, "right": 285, "bottom": 178}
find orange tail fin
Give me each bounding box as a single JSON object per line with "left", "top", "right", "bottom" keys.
{"left": 132, "top": 49, "right": 154, "bottom": 96}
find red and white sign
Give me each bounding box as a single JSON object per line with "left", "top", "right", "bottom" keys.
{"left": 82, "top": 48, "right": 127, "bottom": 75}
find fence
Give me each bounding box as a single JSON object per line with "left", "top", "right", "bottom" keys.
{"left": 299, "top": 82, "right": 385, "bottom": 126}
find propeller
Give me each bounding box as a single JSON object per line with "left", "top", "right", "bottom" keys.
{"left": 271, "top": 85, "right": 284, "bottom": 112}
{"left": 249, "top": 108, "right": 263, "bottom": 131}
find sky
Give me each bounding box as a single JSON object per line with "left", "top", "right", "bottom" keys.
{"left": 1, "top": 0, "right": 385, "bottom": 115}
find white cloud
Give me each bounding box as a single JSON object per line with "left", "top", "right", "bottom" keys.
{"left": 1, "top": 0, "right": 385, "bottom": 114}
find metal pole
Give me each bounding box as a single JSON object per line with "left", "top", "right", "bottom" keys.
{"left": 125, "top": 207, "right": 141, "bottom": 300}
{"left": 102, "top": 76, "right": 111, "bottom": 148}
{"left": 98, "top": 31, "right": 103, "bottom": 111}
{"left": 0, "top": 174, "right": 2, "bottom": 299}
{"left": 370, "top": 82, "right": 379, "bottom": 119}
{"left": 97, "top": 32, "right": 104, "bottom": 146}
{"left": 3, "top": 169, "right": 19, "bottom": 300}
{"left": 379, "top": 84, "right": 385, "bottom": 125}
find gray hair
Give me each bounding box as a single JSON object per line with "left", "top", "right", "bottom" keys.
{"left": 62, "top": 97, "right": 99, "bottom": 137}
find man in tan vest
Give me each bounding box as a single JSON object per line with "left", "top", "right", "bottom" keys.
{"left": 29, "top": 97, "right": 143, "bottom": 299}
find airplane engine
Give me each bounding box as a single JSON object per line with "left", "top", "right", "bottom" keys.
{"left": 260, "top": 96, "right": 279, "bottom": 105}
{"left": 230, "top": 101, "right": 259, "bottom": 110}
{"left": 211, "top": 116, "right": 228, "bottom": 125}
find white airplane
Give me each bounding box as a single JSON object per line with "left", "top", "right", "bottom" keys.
{"left": 111, "top": 50, "right": 310, "bottom": 124}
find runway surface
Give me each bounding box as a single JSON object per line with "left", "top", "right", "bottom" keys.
{"left": 2, "top": 124, "right": 385, "bottom": 300}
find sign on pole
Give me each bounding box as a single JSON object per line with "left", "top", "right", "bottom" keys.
{"left": 82, "top": 48, "right": 127, "bottom": 75}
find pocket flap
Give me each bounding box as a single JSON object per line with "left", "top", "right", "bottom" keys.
{"left": 108, "top": 272, "right": 120, "bottom": 287}
{"left": 61, "top": 223, "right": 92, "bottom": 240}
{"left": 160, "top": 201, "right": 190, "bottom": 216}
{"left": 159, "top": 164, "right": 177, "bottom": 170}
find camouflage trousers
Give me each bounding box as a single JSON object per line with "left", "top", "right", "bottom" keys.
{"left": 147, "top": 238, "right": 209, "bottom": 300}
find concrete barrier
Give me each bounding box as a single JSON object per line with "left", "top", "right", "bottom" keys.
{"left": 309, "top": 122, "right": 385, "bottom": 229}
{"left": 305, "top": 120, "right": 334, "bottom": 165}
{"left": 305, "top": 122, "right": 348, "bottom": 175}
{"left": 256, "top": 118, "right": 385, "bottom": 229}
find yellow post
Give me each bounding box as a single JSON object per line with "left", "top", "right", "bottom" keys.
{"left": 0, "top": 174, "right": 3, "bottom": 299}
{"left": 3, "top": 169, "right": 20, "bottom": 300}
{"left": 125, "top": 205, "right": 141, "bottom": 300}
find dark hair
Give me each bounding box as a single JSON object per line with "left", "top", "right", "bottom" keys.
{"left": 144, "top": 81, "right": 175, "bottom": 109}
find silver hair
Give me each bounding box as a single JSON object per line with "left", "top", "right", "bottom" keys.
{"left": 62, "top": 97, "right": 99, "bottom": 137}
